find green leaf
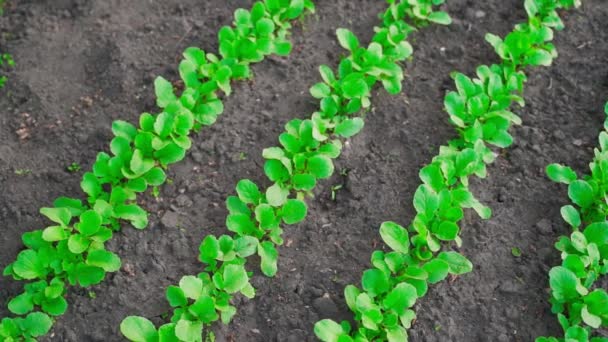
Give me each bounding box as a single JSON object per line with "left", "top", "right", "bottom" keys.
{"left": 314, "top": 319, "right": 345, "bottom": 342}
{"left": 13, "top": 250, "right": 45, "bottom": 279}
{"left": 319, "top": 65, "right": 335, "bottom": 84}
{"left": 341, "top": 74, "right": 369, "bottom": 99}
{"left": 383, "top": 282, "right": 418, "bottom": 314}
{"left": 335, "top": 118, "right": 364, "bottom": 138}
{"left": 226, "top": 214, "right": 255, "bottom": 235}
{"left": 255, "top": 18, "right": 275, "bottom": 35}
{"left": 112, "top": 120, "right": 137, "bottom": 141}
{"left": 307, "top": 155, "right": 334, "bottom": 179}
{"left": 379, "top": 221, "right": 409, "bottom": 254}
{"left": 581, "top": 305, "right": 601, "bottom": 328}
{"left": 362, "top": 269, "right": 390, "bottom": 297}
{"left": 189, "top": 295, "right": 218, "bottom": 323}
{"left": 336, "top": 28, "right": 359, "bottom": 51}
{"left": 78, "top": 210, "right": 102, "bottom": 236}
{"left": 444, "top": 92, "right": 465, "bottom": 124}
{"left": 413, "top": 185, "right": 439, "bottom": 218}
{"left": 114, "top": 204, "right": 148, "bottom": 229}
{"left": 568, "top": 180, "right": 594, "bottom": 208}
{"left": 76, "top": 264, "right": 105, "bottom": 287}
{"left": 22, "top": 312, "right": 53, "bottom": 337}
{"left": 8, "top": 293, "right": 33, "bottom": 315}
{"left": 584, "top": 289, "right": 608, "bottom": 316}
{"left": 549, "top": 266, "right": 588, "bottom": 301}
{"left": 274, "top": 40, "right": 293, "bottom": 56}
{"left": 144, "top": 167, "right": 166, "bottom": 186}
{"left": 40, "top": 207, "right": 71, "bottom": 226}
{"left": 560, "top": 205, "right": 581, "bottom": 228}
{"left": 427, "top": 11, "right": 452, "bottom": 25}
{"left": 68, "top": 233, "right": 90, "bottom": 254}
{"left": 584, "top": 222, "right": 608, "bottom": 246}
{"left": 310, "top": 83, "right": 331, "bottom": 99}
{"left": 293, "top": 173, "right": 316, "bottom": 191}
{"left": 258, "top": 241, "right": 279, "bottom": 277}
{"left": 154, "top": 112, "right": 174, "bottom": 138}
{"left": 234, "top": 236, "right": 259, "bottom": 258}
{"left": 179, "top": 275, "right": 202, "bottom": 299}
{"left": 87, "top": 249, "right": 122, "bottom": 272}
{"left": 166, "top": 286, "right": 187, "bottom": 307}
{"left": 130, "top": 150, "right": 155, "bottom": 175}
{"left": 255, "top": 204, "right": 276, "bottom": 229}
{"left": 42, "top": 226, "right": 69, "bottom": 242}
{"left": 281, "top": 199, "right": 308, "bottom": 224}
{"left": 546, "top": 164, "right": 577, "bottom": 184}
{"left": 120, "top": 316, "right": 159, "bottom": 342}
{"left": 422, "top": 259, "right": 449, "bottom": 284}
{"left": 266, "top": 183, "right": 289, "bottom": 207}
{"left": 236, "top": 179, "right": 261, "bottom": 204}
{"left": 435, "top": 221, "right": 460, "bottom": 241}
{"left": 42, "top": 296, "right": 68, "bottom": 316}
{"left": 387, "top": 327, "right": 408, "bottom": 342}
{"left": 526, "top": 49, "right": 553, "bottom": 66}
{"left": 81, "top": 172, "right": 102, "bottom": 198}
{"left": 155, "top": 77, "right": 176, "bottom": 108}
{"left": 437, "top": 251, "right": 472, "bottom": 275}
{"left": 223, "top": 264, "right": 249, "bottom": 293}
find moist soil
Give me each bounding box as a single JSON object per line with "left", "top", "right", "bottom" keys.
{"left": 1, "top": 0, "right": 607, "bottom": 341}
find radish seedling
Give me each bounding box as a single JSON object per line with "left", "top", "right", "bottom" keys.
{"left": 0, "top": 0, "right": 313, "bottom": 340}
{"left": 537, "top": 102, "right": 608, "bottom": 342}
{"left": 314, "top": 0, "right": 582, "bottom": 341}
{"left": 119, "top": 1, "right": 451, "bottom": 341}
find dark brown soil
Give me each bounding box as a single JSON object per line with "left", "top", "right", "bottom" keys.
{"left": 1, "top": 0, "right": 607, "bottom": 341}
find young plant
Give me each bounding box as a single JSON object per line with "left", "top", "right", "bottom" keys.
{"left": 537, "top": 102, "right": 608, "bottom": 342}
{"left": 0, "top": 1, "right": 314, "bottom": 340}
{"left": 314, "top": 0, "right": 581, "bottom": 341}
{"left": 0, "top": 53, "right": 14, "bottom": 88}
{"left": 119, "top": 1, "right": 453, "bottom": 341}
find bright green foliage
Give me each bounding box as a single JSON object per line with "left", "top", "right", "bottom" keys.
{"left": 0, "top": 1, "right": 312, "bottom": 340}
{"left": 537, "top": 102, "right": 608, "bottom": 342}
{"left": 314, "top": 0, "right": 581, "bottom": 341}
{"left": 120, "top": 0, "right": 450, "bottom": 341}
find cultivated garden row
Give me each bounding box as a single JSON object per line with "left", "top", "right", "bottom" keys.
{"left": 0, "top": 0, "right": 606, "bottom": 341}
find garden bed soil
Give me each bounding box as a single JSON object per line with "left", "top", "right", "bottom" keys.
{"left": 1, "top": 0, "right": 607, "bottom": 341}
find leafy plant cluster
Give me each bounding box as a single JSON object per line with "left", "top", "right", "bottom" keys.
{"left": 313, "top": 0, "right": 582, "bottom": 341}
{"left": 0, "top": 1, "right": 313, "bottom": 340}
{"left": 538, "top": 102, "right": 608, "bottom": 342}
{"left": 119, "top": 1, "right": 453, "bottom": 341}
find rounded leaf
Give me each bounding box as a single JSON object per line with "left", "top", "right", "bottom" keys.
{"left": 236, "top": 179, "right": 261, "bottom": 204}
{"left": 120, "top": 316, "right": 159, "bottom": 342}
{"left": 281, "top": 199, "right": 308, "bottom": 224}
{"left": 22, "top": 312, "right": 53, "bottom": 337}
{"left": 379, "top": 221, "right": 409, "bottom": 254}
{"left": 546, "top": 164, "right": 577, "bottom": 184}
{"left": 223, "top": 264, "right": 249, "bottom": 294}
{"left": 437, "top": 251, "right": 472, "bottom": 275}
{"left": 361, "top": 269, "right": 390, "bottom": 297}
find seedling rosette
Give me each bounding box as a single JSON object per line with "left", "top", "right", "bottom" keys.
{"left": 314, "top": 0, "right": 582, "bottom": 341}
{"left": 119, "top": 0, "right": 453, "bottom": 341}
{"left": 0, "top": 0, "right": 314, "bottom": 340}
{"left": 537, "top": 102, "right": 608, "bottom": 342}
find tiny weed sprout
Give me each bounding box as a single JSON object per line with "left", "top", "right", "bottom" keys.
{"left": 536, "top": 102, "right": 608, "bottom": 342}
{"left": 67, "top": 162, "right": 81, "bottom": 173}
{"left": 511, "top": 247, "right": 522, "bottom": 257}
{"left": 119, "top": 0, "right": 452, "bottom": 341}
{"left": 0, "top": 0, "right": 312, "bottom": 340}
{"left": 314, "top": 0, "right": 581, "bottom": 341}
{"left": 0, "top": 53, "right": 14, "bottom": 89}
